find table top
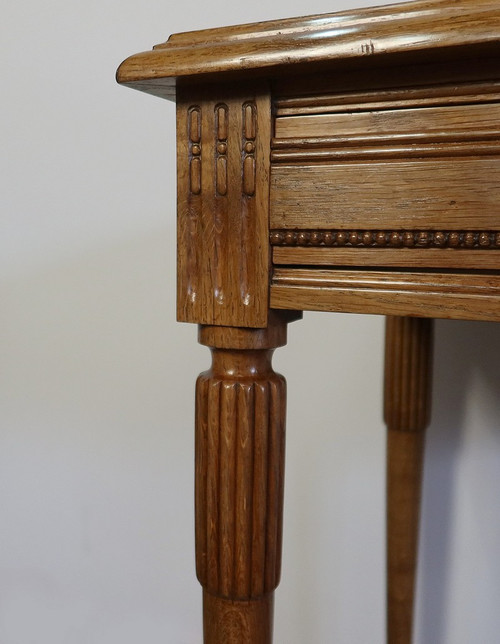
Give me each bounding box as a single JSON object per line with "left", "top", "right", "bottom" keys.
{"left": 116, "top": 0, "right": 500, "bottom": 100}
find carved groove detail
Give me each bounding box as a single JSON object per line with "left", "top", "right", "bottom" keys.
{"left": 177, "top": 88, "right": 270, "bottom": 326}
{"left": 215, "top": 104, "right": 228, "bottom": 196}
{"left": 195, "top": 356, "right": 286, "bottom": 601}
{"left": 270, "top": 229, "right": 500, "bottom": 249}
{"left": 384, "top": 316, "right": 434, "bottom": 432}
{"left": 188, "top": 106, "right": 202, "bottom": 195}
{"left": 242, "top": 102, "right": 257, "bottom": 196}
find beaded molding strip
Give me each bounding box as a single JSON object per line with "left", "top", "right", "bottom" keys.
{"left": 270, "top": 230, "right": 500, "bottom": 249}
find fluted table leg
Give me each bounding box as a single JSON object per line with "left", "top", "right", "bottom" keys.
{"left": 196, "top": 313, "right": 291, "bottom": 643}
{"left": 384, "top": 316, "right": 434, "bottom": 644}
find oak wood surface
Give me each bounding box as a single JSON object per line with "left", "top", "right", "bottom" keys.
{"left": 272, "top": 247, "right": 500, "bottom": 271}
{"left": 203, "top": 591, "right": 273, "bottom": 644}
{"left": 273, "top": 56, "right": 500, "bottom": 100}
{"left": 384, "top": 316, "right": 433, "bottom": 644}
{"left": 270, "top": 160, "right": 500, "bottom": 231}
{"left": 275, "top": 103, "right": 500, "bottom": 141}
{"left": 195, "top": 314, "right": 292, "bottom": 642}
{"left": 274, "top": 81, "right": 500, "bottom": 115}
{"left": 271, "top": 141, "right": 500, "bottom": 162}
{"left": 116, "top": 0, "right": 500, "bottom": 100}
{"left": 176, "top": 84, "right": 271, "bottom": 328}
{"left": 272, "top": 79, "right": 500, "bottom": 168}
{"left": 195, "top": 350, "right": 285, "bottom": 599}
{"left": 270, "top": 269, "right": 500, "bottom": 322}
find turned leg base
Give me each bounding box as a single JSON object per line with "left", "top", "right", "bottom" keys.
{"left": 203, "top": 591, "right": 274, "bottom": 644}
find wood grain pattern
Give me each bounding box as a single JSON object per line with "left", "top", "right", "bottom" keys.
{"left": 384, "top": 316, "right": 433, "bottom": 644}
{"left": 273, "top": 57, "right": 500, "bottom": 103}
{"left": 271, "top": 269, "right": 500, "bottom": 321}
{"left": 275, "top": 103, "right": 500, "bottom": 141}
{"left": 384, "top": 317, "right": 433, "bottom": 433}
{"left": 176, "top": 85, "right": 271, "bottom": 327}
{"left": 271, "top": 229, "right": 500, "bottom": 270}
{"left": 272, "top": 82, "right": 500, "bottom": 162}
{"left": 271, "top": 141, "right": 500, "bottom": 162}
{"left": 116, "top": 0, "right": 500, "bottom": 101}
{"left": 274, "top": 81, "right": 500, "bottom": 116}
{"left": 270, "top": 160, "right": 500, "bottom": 230}
{"left": 195, "top": 359, "right": 285, "bottom": 598}
{"left": 203, "top": 590, "right": 273, "bottom": 644}
{"left": 195, "top": 315, "right": 293, "bottom": 642}
{"left": 272, "top": 247, "right": 500, "bottom": 270}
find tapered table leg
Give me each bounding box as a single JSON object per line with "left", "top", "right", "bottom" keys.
{"left": 384, "top": 316, "right": 434, "bottom": 644}
{"left": 196, "top": 313, "right": 291, "bottom": 643}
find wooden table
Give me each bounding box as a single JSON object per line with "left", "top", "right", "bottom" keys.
{"left": 116, "top": 0, "right": 500, "bottom": 641}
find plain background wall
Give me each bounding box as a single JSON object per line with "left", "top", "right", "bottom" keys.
{"left": 2, "top": 0, "right": 500, "bottom": 642}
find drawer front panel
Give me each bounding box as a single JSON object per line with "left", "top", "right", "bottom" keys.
{"left": 270, "top": 159, "right": 500, "bottom": 230}
{"left": 270, "top": 83, "right": 500, "bottom": 319}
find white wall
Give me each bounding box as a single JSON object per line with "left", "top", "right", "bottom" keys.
{"left": 2, "top": 1, "right": 499, "bottom": 642}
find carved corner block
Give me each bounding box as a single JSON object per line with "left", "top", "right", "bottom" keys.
{"left": 176, "top": 85, "right": 271, "bottom": 328}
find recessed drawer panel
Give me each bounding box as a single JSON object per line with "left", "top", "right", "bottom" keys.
{"left": 270, "top": 159, "right": 500, "bottom": 230}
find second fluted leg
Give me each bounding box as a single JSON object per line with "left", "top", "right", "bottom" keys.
{"left": 384, "top": 316, "right": 434, "bottom": 644}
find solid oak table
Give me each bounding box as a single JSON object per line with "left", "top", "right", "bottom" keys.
{"left": 116, "top": 0, "right": 500, "bottom": 641}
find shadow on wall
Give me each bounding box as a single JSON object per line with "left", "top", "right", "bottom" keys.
{"left": 417, "top": 318, "right": 500, "bottom": 644}
{"left": 1, "top": 230, "right": 205, "bottom": 643}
